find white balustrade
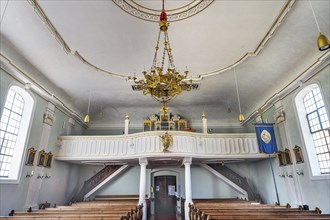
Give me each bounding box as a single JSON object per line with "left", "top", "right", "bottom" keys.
{"left": 56, "top": 131, "right": 262, "bottom": 160}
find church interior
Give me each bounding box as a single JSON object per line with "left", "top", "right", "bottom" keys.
{"left": 0, "top": 0, "right": 330, "bottom": 219}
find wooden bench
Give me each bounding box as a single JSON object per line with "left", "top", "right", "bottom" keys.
{"left": 189, "top": 199, "right": 330, "bottom": 220}
{"left": 94, "top": 195, "right": 145, "bottom": 200}
{"left": 1, "top": 201, "right": 143, "bottom": 220}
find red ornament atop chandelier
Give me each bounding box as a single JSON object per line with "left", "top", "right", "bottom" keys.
{"left": 160, "top": 0, "right": 167, "bottom": 22}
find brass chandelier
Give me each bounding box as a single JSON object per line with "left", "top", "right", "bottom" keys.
{"left": 131, "top": 0, "right": 193, "bottom": 105}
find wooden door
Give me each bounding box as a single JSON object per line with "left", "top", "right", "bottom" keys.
{"left": 154, "top": 175, "right": 177, "bottom": 218}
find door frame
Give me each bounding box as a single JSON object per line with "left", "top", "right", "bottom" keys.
{"left": 150, "top": 169, "right": 181, "bottom": 216}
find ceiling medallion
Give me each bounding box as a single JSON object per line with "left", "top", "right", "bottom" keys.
{"left": 112, "top": 0, "right": 214, "bottom": 22}
{"left": 130, "top": 0, "right": 193, "bottom": 106}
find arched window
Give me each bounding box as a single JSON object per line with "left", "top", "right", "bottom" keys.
{"left": 0, "top": 85, "right": 34, "bottom": 183}
{"left": 295, "top": 84, "right": 330, "bottom": 176}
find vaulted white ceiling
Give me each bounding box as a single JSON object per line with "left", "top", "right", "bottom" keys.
{"left": 1, "top": 0, "right": 329, "bottom": 129}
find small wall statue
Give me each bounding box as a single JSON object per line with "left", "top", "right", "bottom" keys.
{"left": 293, "top": 145, "right": 304, "bottom": 164}
{"left": 25, "top": 147, "right": 37, "bottom": 166}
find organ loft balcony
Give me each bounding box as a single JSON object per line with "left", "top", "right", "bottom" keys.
{"left": 55, "top": 131, "right": 270, "bottom": 164}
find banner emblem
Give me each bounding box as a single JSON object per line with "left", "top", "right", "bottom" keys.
{"left": 261, "top": 130, "right": 271, "bottom": 144}
{"left": 255, "top": 123, "right": 278, "bottom": 154}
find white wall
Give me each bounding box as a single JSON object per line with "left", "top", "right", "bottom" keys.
{"left": 240, "top": 65, "right": 330, "bottom": 214}
{"left": 90, "top": 166, "right": 141, "bottom": 197}
{"left": 192, "top": 166, "right": 245, "bottom": 198}
{"left": 85, "top": 165, "right": 245, "bottom": 200}
{"left": 0, "top": 70, "right": 85, "bottom": 215}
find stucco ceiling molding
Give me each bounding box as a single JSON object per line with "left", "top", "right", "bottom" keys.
{"left": 0, "top": 53, "right": 88, "bottom": 128}
{"left": 195, "top": 0, "right": 296, "bottom": 80}
{"left": 112, "top": 0, "right": 214, "bottom": 22}
{"left": 242, "top": 51, "right": 330, "bottom": 126}
{"left": 27, "top": 0, "right": 130, "bottom": 80}
{"left": 27, "top": 0, "right": 295, "bottom": 82}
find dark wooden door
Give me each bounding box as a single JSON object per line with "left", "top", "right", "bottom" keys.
{"left": 154, "top": 175, "right": 177, "bottom": 218}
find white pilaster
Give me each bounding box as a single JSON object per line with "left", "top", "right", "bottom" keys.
{"left": 274, "top": 101, "right": 303, "bottom": 207}
{"left": 125, "top": 113, "right": 130, "bottom": 135}
{"left": 66, "top": 118, "right": 75, "bottom": 135}
{"left": 184, "top": 157, "right": 193, "bottom": 220}
{"left": 25, "top": 102, "right": 55, "bottom": 209}
{"left": 139, "top": 158, "right": 148, "bottom": 220}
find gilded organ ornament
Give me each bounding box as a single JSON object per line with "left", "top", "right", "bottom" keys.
{"left": 160, "top": 132, "right": 173, "bottom": 152}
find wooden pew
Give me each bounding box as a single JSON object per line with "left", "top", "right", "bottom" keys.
{"left": 0, "top": 200, "right": 143, "bottom": 220}
{"left": 189, "top": 199, "right": 330, "bottom": 220}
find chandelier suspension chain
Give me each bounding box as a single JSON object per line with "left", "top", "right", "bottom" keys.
{"left": 165, "top": 31, "right": 175, "bottom": 70}
{"left": 152, "top": 29, "right": 162, "bottom": 71}
{"left": 161, "top": 34, "right": 167, "bottom": 70}
{"left": 132, "top": 0, "right": 193, "bottom": 105}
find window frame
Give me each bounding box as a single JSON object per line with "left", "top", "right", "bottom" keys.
{"left": 295, "top": 82, "right": 330, "bottom": 179}
{"left": 0, "top": 88, "right": 25, "bottom": 178}
{"left": 0, "top": 84, "right": 35, "bottom": 184}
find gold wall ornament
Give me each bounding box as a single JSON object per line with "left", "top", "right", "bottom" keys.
{"left": 257, "top": 108, "right": 264, "bottom": 123}
{"left": 160, "top": 132, "right": 173, "bottom": 152}
{"left": 131, "top": 1, "right": 193, "bottom": 105}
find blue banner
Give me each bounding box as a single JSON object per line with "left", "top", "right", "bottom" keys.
{"left": 255, "top": 123, "right": 278, "bottom": 154}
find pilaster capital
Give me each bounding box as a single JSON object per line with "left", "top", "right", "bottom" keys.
{"left": 183, "top": 157, "right": 192, "bottom": 165}
{"left": 139, "top": 157, "right": 148, "bottom": 166}
{"left": 68, "top": 118, "right": 75, "bottom": 126}
{"left": 43, "top": 108, "right": 55, "bottom": 126}
{"left": 274, "top": 108, "right": 286, "bottom": 124}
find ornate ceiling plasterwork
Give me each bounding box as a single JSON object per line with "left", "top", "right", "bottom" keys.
{"left": 112, "top": 0, "right": 214, "bottom": 22}
{"left": 27, "top": 0, "right": 295, "bottom": 82}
